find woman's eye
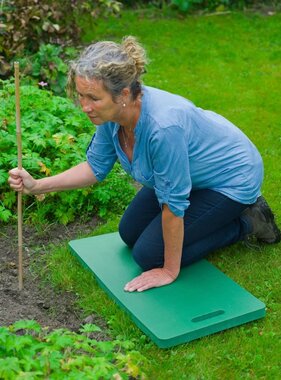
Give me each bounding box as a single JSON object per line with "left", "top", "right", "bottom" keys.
{"left": 89, "top": 96, "right": 98, "bottom": 101}
{"left": 77, "top": 93, "right": 98, "bottom": 101}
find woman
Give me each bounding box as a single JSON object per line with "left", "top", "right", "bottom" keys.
{"left": 8, "top": 36, "right": 280, "bottom": 292}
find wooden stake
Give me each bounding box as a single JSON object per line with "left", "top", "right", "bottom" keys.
{"left": 14, "top": 62, "right": 23, "bottom": 291}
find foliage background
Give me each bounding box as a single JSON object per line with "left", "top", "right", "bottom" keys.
{"left": 0, "top": 0, "right": 121, "bottom": 77}
{"left": 0, "top": 82, "right": 136, "bottom": 224}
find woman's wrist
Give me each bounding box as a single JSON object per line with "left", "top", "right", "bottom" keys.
{"left": 28, "top": 180, "right": 39, "bottom": 195}
{"left": 29, "top": 178, "right": 46, "bottom": 195}
{"left": 162, "top": 266, "right": 180, "bottom": 280}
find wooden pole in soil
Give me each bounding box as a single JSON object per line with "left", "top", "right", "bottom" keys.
{"left": 14, "top": 62, "right": 23, "bottom": 291}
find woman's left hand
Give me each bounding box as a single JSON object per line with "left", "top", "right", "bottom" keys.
{"left": 124, "top": 268, "right": 176, "bottom": 292}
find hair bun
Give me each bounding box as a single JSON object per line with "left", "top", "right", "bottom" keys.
{"left": 122, "top": 36, "right": 147, "bottom": 76}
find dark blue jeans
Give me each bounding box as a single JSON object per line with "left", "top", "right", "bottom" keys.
{"left": 119, "top": 187, "right": 252, "bottom": 270}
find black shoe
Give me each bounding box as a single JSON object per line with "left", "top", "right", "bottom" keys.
{"left": 242, "top": 196, "right": 281, "bottom": 244}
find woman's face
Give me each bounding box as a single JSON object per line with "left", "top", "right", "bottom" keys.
{"left": 75, "top": 76, "right": 123, "bottom": 125}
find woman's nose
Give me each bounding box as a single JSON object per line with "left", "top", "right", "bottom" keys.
{"left": 80, "top": 98, "right": 94, "bottom": 113}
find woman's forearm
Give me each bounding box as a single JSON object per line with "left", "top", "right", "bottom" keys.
{"left": 123, "top": 203, "right": 183, "bottom": 292}
{"left": 33, "top": 161, "right": 97, "bottom": 194}
{"left": 162, "top": 204, "right": 184, "bottom": 278}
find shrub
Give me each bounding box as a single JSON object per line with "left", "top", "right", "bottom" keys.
{"left": 0, "top": 80, "right": 136, "bottom": 224}
{"left": 170, "top": 0, "right": 263, "bottom": 12}
{"left": 122, "top": 0, "right": 277, "bottom": 12}
{"left": 170, "top": 0, "right": 228, "bottom": 12}
{"left": 0, "top": 0, "right": 122, "bottom": 77}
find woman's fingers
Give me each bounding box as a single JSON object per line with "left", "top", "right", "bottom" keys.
{"left": 9, "top": 168, "right": 23, "bottom": 179}
{"left": 8, "top": 169, "right": 23, "bottom": 191}
{"left": 9, "top": 181, "right": 24, "bottom": 191}
{"left": 8, "top": 177, "right": 22, "bottom": 186}
{"left": 8, "top": 168, "right": 36, "bottom": 194}
{"left": 124, "top": 268, "right": 175, "bottom": 292}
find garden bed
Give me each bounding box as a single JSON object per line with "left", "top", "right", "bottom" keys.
{"left": 0, "top": 218, "right": 106, "bottom": 334}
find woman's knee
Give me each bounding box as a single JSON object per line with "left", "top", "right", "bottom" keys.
{"left": 119, "top": 227, "right": 158, "bottom": 269}
{"left": 132, "top": 240, "right": 163, "bottom": 271}
{"left": 118, "top": 214, "right": 135, "bottom": 248}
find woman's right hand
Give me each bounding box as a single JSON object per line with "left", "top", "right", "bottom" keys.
{"left": 8, "top": 168, "right": 38, "bottom": 195}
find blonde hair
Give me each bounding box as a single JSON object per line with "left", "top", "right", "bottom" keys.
{"left": 67, "top": 36, "right": 148, "bottom": 100}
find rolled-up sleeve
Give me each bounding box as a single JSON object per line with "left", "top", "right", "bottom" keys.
{"left": 86, "top": 125, "right": 117, "bottom": 182}
{"left": 150, "top": 126, "right": 191, "bottom": 217}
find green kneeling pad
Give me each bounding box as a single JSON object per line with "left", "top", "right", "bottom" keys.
{"left": 69, "top": 232, "right": 265, "bottom": 348}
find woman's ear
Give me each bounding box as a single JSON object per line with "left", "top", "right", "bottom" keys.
{"left": 120, "top": 87, "right": 131, "bottom": 103}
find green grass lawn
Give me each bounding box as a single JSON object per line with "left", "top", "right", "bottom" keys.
{"left": 45, "top": 10, "right": 281, "bottom": 379}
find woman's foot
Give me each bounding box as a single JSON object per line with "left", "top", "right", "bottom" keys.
{"left": 242, "top": 196, "right": 281, "bottom": 244}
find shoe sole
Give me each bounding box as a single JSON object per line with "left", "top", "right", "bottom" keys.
{"left": 256, "top": 197, "right": 281, "bottom": 244}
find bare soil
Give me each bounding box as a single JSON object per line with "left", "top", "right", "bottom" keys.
{"left": 0, "top": 218, "right": 108, "bottom": 336}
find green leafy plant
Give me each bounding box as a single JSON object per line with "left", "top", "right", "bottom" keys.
{"left": 0, "top": 320, "right": 147, "bottom": 379}
{"left": 17, "top": 44, "right": 78, "bottom": 96}
{"left": 0, "top": 80, "right": 136, "bottom": 224}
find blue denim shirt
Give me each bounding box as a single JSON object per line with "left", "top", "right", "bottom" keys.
{"left": 86, "top": 86, "right": 263, "bottom": 217}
